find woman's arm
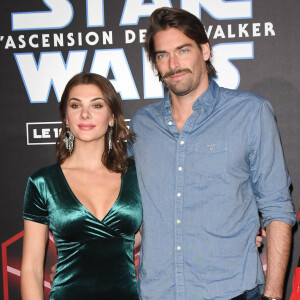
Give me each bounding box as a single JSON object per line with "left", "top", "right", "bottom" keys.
{"left": 21, "top": 220, "right": 48, "bottom": 300}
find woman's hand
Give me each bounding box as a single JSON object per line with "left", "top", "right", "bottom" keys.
{"left": 134, "top": 226, "right": 142, "bottom": 249}
{"left": 256, "top": 234, "right": 263, "bottom": 247}
{"left": 50, "top": 263, "right": 57, "bottom": 283}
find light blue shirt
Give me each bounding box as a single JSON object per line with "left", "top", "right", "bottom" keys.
{"left": 129, "top": 80, "right": 296, "bottom": 300}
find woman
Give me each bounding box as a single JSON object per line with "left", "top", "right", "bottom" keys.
{"left": 21, "top": 72, "right": 142, "bottom": 300}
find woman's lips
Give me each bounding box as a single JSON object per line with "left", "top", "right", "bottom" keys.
{"left": 78, "top": 124, "right": 96, "bottom": 130}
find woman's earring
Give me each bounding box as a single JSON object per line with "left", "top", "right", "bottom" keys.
{"left": 63, "top": 125, "right": 74, "bottom": 155}
{"left": 108, "top": 124, "right": 114, "bottom": 153}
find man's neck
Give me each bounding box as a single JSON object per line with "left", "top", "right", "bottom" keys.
{"left": 170, "top": 81, "right": 209, "bottom": 132}
{"left": 171, "top": 97, "right": 194, "bottom": 132}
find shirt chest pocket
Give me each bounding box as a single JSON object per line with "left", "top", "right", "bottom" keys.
{"left": 194, "top": 143, "right": 227, "bottom": 176}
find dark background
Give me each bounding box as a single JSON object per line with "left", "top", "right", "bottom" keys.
{"left": 0, "top": 1, "right": 299, "bottom": 299}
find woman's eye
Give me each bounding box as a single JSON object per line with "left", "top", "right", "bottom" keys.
{"left": 70, "top": 103, "right": 79, "bottom": 108}
{"left": 94, "top": 104, "right": 103, "bottom": 108}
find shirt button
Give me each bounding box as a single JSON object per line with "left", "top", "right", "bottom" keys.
{"left": 177, "top": 192, "right": 181, "bottom": 197}
{"left": 177, "top": 245, "right": 181, "bottom": 251}
{"left": 168, "top": 121, "right": 172, "bottom": 125}
{"left": 178, "top": 166, "right": 183, "bottom": 171}
{"left": 180, "top": 140, "right": 185, "bottom": 145}
{"left": 176, "top": 219, "right": 181, "bottom": 224}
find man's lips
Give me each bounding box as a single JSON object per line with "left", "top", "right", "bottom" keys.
{"left": 169, "top": 72, "right": 186, "bottom": 80}
{"left": 163, "top": 68, "right": 192, "bottom": 80}
{"left": 78, "top": 124, "right": 96, "bottom": 130}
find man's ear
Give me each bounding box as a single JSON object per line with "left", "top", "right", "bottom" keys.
{"left": 201, "top": 43, "right": 211, "bottom": 61}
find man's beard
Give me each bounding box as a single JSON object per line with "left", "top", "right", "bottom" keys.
{"left": 162, "top": 68, "right": 194, "bottom": 96}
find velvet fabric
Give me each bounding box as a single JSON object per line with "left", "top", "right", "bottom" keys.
{"left": 23, "top": 161, "right": 142, "bottom": 300}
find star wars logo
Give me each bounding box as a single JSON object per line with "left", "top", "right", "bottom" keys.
{"left": 3, "top": 0, "right": 275, "bottom": 102}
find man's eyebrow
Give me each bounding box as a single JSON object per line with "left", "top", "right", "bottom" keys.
{"left": 154, "top": 43, "right": 193, "bottom": 55}
{"left": 154, "top": 50, "right": 167, "bottom": 55}
{"left": 177, "top": 43, "right": 193, "bottom": 49}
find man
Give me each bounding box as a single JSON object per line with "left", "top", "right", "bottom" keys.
{"left": 130, "top": 7, "right": 296, "bottom": 300}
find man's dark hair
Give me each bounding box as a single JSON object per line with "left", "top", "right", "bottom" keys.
{"left": 145, "top": 7, "right": 217, "bottom": 79}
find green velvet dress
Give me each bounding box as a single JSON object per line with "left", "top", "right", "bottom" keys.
{"left": 23, "top": 161, "right": 142, "bottom": 300}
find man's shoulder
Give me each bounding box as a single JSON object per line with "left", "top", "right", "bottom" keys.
{"left": 131, "top": 99, "right": 164, "bottom": 122}
{"left": 220, "top": 86, "right": 268, "bottom": 107}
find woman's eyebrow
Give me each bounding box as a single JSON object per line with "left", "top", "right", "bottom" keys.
{"left": 69, "top": 97, "right": 105, "bottom": 102}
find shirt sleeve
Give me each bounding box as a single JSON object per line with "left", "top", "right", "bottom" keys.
{"left": 127, "top": 141, "right": 134, "bottom": 157}
{"left": 248, "top": 100, "right": 296, "bottom": 228}
{"left": 127, "top": 118, "right": 135, "bottom": 157}
{"left": 23, "top": 176, "right": 49, "bottom": 225}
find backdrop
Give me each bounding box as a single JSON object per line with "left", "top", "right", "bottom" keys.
{"left": 1, "top": 1, "right": 299, "bottom": 299}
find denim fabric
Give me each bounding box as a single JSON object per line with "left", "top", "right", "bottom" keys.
{"left": 231, "top": 285, "right": 262, "bottom": 300}
{"left": 130, "top": 80, "right": 296, "bottom": 300}
{"left": 245, "top": 286, "right": 261, "bottom": 300}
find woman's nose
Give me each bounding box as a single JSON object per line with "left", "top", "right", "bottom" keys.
{"left": 80, "top": 108, "right": 91, "bottom": 119}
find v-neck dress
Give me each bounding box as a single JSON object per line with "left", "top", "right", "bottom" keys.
{"left": 23, "top": 161, "right": 142, "bottom": 300}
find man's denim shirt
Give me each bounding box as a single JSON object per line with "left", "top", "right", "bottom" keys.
{"left": 129, "top": 80, "right": 296, "bottom": 300}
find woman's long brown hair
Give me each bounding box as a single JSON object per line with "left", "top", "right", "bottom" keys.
{"left": 56, "top": 72, "right": 135, "bottom": 173}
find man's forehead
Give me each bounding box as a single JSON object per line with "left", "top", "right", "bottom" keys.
{"left": 153, "top": 28, "right": 196, "bottom": 51}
